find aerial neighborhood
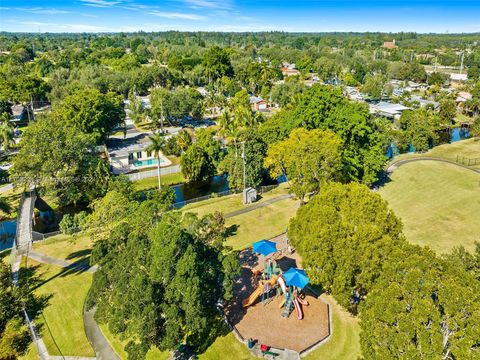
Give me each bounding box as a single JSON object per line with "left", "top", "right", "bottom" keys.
{"left": 0, "top": 2, "right": 479, "bottom": 360}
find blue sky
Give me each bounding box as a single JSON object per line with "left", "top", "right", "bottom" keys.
{"left": 1, "top": 0, "right": 479, "bottom": 33}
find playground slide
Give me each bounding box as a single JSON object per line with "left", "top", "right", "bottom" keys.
{"left": 242, "top": 286, "right": 263, "bottom": 307}
{"left": 277, "top": 276, "right": 287, "bottom": 295}
{"left": 293, "top": 297, "right": 303, "bottom": 320}
{"left": 297, "top": 296, "right": 309, "bottom": 306}
{"left": 242, "top": 276, "right": 278, "bottom": 308}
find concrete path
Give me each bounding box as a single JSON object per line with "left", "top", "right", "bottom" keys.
{"left": 224, "top": 193, "right": 294, "bottom": 219}
{"left": 28, "top": 251, "right": 98, "bottom": 274}
{"left": 16, "top": 192, "right": 34, "bottom": 255}
{"left": 0, "top": 183, "right": 13, "bottom": 193}
{"left": 28, "top": 250, "right": 117, "bottom": 360}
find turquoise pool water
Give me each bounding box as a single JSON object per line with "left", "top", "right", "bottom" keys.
{"left": 133, "top": 158, "right": 166, "bottom": 167}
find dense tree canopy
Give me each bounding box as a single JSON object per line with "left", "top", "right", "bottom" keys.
{"left": 87, "top": 189, "right": 240, "bottom": 358}
{"left": 54, "top": 88, "right": 125, "bottom": 142}
{"left": 288, "top": 182, "right": 405, "bottom": 310}
{"left": 265, "top": 128, "right": 342, "bottom": 202}
{"left": 265, "top": 85, "right": 387, "bottom": 184}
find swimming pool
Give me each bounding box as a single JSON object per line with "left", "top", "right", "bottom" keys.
{"left": 133, "top": 158, "right": 166, "bottom": 167}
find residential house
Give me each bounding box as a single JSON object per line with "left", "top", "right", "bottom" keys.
{"left": 107, "top": 134, "right": 171, "bottom": 174}
{"left": 410, "top": 95, "right": 440, "bottom": 110}
{"left": 450, "top": 73, "right": 468, "bottom": 86}
{"left": 250, "top": 96, "right": 268, "bottom": 111}
{"left": 383, "top": 39, "right": 397, "bottom": 49}
{"left": 281, "top": 63, "right": 300, "bottom": 77}
{"left": 369, "top": 101, "right": 409, "bottom": 120}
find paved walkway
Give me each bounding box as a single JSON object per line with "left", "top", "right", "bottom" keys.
{"left": 28, "top": 250, "right": 117, "bottom": 360}
{"left": 0, "top": 183, "right": 13, "bottom": 193}
{"left": 224, "top": 193, "right": 294, "bottom": 219}
{"left": 28, "top": 251, "right": 98, "bottom": 274}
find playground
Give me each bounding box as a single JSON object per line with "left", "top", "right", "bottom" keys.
{"left": 225, "top": 234, "right": 330, "bottom": 355}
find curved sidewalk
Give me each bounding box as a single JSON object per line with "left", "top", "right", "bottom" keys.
{"left": 28, "top": 251, "right": 118, "bottom": 360}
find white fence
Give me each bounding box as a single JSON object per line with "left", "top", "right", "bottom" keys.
{"left": 127, "top": 165, "right": 181, "bottom": 181}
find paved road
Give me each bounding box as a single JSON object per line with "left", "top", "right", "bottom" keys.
{"left": 224, "top": 193, "right": 295, "bottom": 219}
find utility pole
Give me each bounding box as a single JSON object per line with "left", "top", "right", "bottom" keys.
{"left": 460, "top": 51, "right": 464, "bottom": 74}
{"left": 241, "top": 141, "right": 246, "bottom": 191}
{"left": 160, "top": 99, "right": 164, "bottom": 134}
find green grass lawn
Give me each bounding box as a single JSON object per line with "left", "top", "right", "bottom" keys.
{"left": 181, "top": 183, "right": 290, "bottom": 218}
{"left": 198, "top": 332, "right": 258, "bottom": 360}
{"left": 225, "top": 198, "right": 299, "bottom": 250}
{"left": 100, "top": 324, "right": 170, "bottom": 360}
{"left": 32, "top": 232, "right": 93, "bottom": 261}
{"left": 392, "top": 138, "right": 480, "bottom": 167}
{"left": 24, "top": 259, "right": 95, "bottom": 357}
{"left": 380, "top": 161, "right": 480, "bottom": 253}
{"left": 133, "top": 172, "right": 186, "bottom": 191}
{"left": 304, "top": 295, "right": 361, "bottom": 360}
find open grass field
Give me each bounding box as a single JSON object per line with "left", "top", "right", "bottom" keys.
{"left": 23, "top": 259, "right": 94, "bottom": 357}
{"left": 304, "top": 295, "right": 361, "bottom": 360}
{"left": 198, "top": 332, "right": 258, "bottom": 360}
{"left": 133, "top": 172, "right": 186, "bottom": 191}
{"left": 393, "top": 138, "right": 480, "bottom": 168}
{"left": 32, "top": 232, "right": 93, "bottom": 261}
{"left": 181, "top": 183, "right": 290, "bottom": 218}
{"left": 225, "top": 198, "right": 299, "bottom": 250}
{"left": 380, "top": 161, "right": 480, "bottom": 253}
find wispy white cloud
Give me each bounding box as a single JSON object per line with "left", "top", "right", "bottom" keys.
{"left": 17, "top": 20, "right": 107, "bottom": 32}
{"left": 183, "top": 0, "right": 232, "bottom": 10}
{"left": 148, "top": 10, "right": 205, "bottom": 20}
{"left": 0, "top": 7, "right": 70, "bottom": 15}
{"left": 80, "top": 0, "right": 121, "bottom": 8}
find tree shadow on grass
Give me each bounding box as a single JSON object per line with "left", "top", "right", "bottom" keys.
{"left": 225, "top": 224, "right": 238, "bottom": 238}
{"left": 65, "top": 249, "right": 92, "bottom": 261}
{"left": 28, "top": 259, "right": 92, "bottom": 293}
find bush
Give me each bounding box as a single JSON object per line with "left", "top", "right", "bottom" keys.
{"left": 59, "top": 211, "right": 87, "bottom": 234}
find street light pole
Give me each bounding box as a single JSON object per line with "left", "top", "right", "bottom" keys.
{"left": 241, "top": 141, "right": 246, "bottom": 191}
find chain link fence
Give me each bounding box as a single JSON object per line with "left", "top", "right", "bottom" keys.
{"left": 456, "top": 155, "right": 480, "bottom": 167}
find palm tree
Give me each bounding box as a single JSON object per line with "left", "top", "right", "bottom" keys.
{"left": 0, "top": 114, "right": 14, "bottom": 153}
{"left": 176, "top": 130, "right": 192, "bottom": 153}
{"left": 147, "top": 133, "right": 167, "bottom": 190}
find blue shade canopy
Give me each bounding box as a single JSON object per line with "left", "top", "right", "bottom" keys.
{"left": 252, "top": 239, "right": 277, "bottom": 256}
{"left": 283, "top": 268, "right": 310, "bottom": 289}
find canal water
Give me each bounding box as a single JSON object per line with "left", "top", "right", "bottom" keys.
{"left": 0, "top": 220, "right": 16, "bottom": 252}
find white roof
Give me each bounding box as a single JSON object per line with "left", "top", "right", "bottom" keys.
{"left": 369, "top": 102, "right": 409, "bottom": 116}
{"left": 450, "top": 73, "right": 468, "bottom": 81}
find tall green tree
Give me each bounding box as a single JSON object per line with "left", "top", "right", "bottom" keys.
{"left": 55, "top": 88, "right": 125, "bottom": 143}
{"left": 219, "top": 131, "right": 267, "bottom": 191}
{"left": 288, "top": 182, "right": 405, "bottom": 311}
{"left": 360, "top": 246, "right": 480, "bottom": 359}
{"left": 265, "top": 128, "right": 342, "bottom": 203}
{"left": 202, "top": 46, "right": 233, "bottom": 82}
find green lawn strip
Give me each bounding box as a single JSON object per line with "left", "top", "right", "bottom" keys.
{"left": 133, "top": 172, "right": 186, "bottom": 191}
{"left": 380, "top": 161, "right": 480, "bottom": 253}
{"left": 181, "top": 183, "right": 290, "bottom": 218}
{"left": 304, "top": 295, "right": 361, "bottom": 360}
{"left": 32, "top": 232, "right": 93, "bottom": 262}
{"left": 198, "top": 332, "right": 258, "bottom": 360}
{"left": 391, "top": 138, "right": 480, "bottom": 167}
{"left": 225, "top": 198, "right": 299, "bottom": 250}
{"left": 25, "top": 259, "right": 95, "bottom": 357}
{"left": 99, "top": 324, "right": 170, "bottom": 360}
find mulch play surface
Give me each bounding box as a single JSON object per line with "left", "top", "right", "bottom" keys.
{"left": 225, "top": 234, "right": 330, "bottom": 353}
